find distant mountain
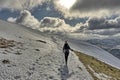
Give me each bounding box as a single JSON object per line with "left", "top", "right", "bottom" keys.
{"left": 110, "top": 49, "right": 120, "bottom": 59}
{"left": 86, "top": 39, "right": 120, "bottom": 59}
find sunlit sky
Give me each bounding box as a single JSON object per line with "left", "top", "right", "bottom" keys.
{"left": 59, "top": 0, "right": 77, "bottom": 9}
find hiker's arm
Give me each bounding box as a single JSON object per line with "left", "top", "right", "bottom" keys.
{"left": 70, "top": 48, "right": 74, "bottom": 51}
{"left": 68, "top": 44, "right": 73, "bottom": 51}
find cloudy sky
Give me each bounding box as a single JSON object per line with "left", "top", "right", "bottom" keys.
{"left": 0, "top": 0, "right": 120, "bottom": 40}
{"left": 0, "top": 0, "right": 120, "bottom": 17}
{"left": 0, "top": 0, "right": 120, "bottom": 16}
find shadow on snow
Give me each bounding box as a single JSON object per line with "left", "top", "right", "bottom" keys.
{"left": 59, "top": 64, "right": 74, "bottom": 80}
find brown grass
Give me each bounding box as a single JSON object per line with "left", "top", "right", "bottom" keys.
{"left": 74, "top": 51, "right": 120, "bottom": 80}
{"left": 0, "top": 38, "right": 15, "bottom": 48}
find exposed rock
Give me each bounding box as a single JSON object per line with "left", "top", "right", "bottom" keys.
{"left": 2, "top": 59, "right": 10, "bottom": 64}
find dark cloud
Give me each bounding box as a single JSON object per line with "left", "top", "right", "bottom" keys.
{"left": 87, "top": 17, "right": 120, "bottom": 30}
{"left": 71, "top": 0, "right": 120, "bottom": 11}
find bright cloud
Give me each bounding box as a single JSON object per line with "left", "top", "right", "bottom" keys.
{"left": 16, "top": 10, "right": 40, "bottom": 29}
{"left": 0, "top": 0, "right": 44, "bottom": 10}
{"left": 39, "top": 17, "right": 80, "bottom": 33}
{"left": 8, "top": 10, "right": 80, "bottom": 34}
{"left": 7, "top": 17, "right": 16, "bottom": 23}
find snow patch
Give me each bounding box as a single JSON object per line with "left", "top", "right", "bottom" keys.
{"left": 88, "top": 65, "right": 112, "bottom": 80}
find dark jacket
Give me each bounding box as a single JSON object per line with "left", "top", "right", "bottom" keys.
{"left": 63, "top": 43, "right": 71, "bottom": 53}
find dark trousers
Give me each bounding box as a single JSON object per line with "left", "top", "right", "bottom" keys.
{"left": 65, "top": 52, "right": 69, "bottom": 65}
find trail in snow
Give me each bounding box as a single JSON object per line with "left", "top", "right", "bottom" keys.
{"left": 59, "top": 51, "right": 93, "bottom": 80}
{"left": 50, "top": 36, "right": 93, "bottom": 80}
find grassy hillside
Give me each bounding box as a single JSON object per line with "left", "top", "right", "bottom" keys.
{"left": 74, "top": 51, "right": 120, "bottom": 80}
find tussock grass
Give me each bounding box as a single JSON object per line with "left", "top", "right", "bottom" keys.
{"left": 74, "top": 51, "right": 120, "bottom": 80}
{"left": 0, "top": 38, "right": 15, "bottom": 48}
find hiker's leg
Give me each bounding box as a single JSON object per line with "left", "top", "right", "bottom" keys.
{"left": 65, "top": 52, "right": 69, "bottom": 65}
{"left": 65, "top": 53, "right": 67, "bottom": 64}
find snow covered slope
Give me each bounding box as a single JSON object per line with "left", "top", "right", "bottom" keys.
{"left": 0, "top": 20, "right": 93, "bottom": 80}
{"left": 0, "top": 19, "right": 120, "bottom": 80}
{"left": 68, "top": 39, "right": 120, "bottom": 69}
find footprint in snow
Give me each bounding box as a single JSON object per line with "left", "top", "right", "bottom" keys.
{"left": 14, "top": 75, "right": 21, "bottom": 79}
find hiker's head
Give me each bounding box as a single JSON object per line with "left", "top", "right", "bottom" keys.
{"left": 65, "top": 41, "right": 68, "bottom": 44}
